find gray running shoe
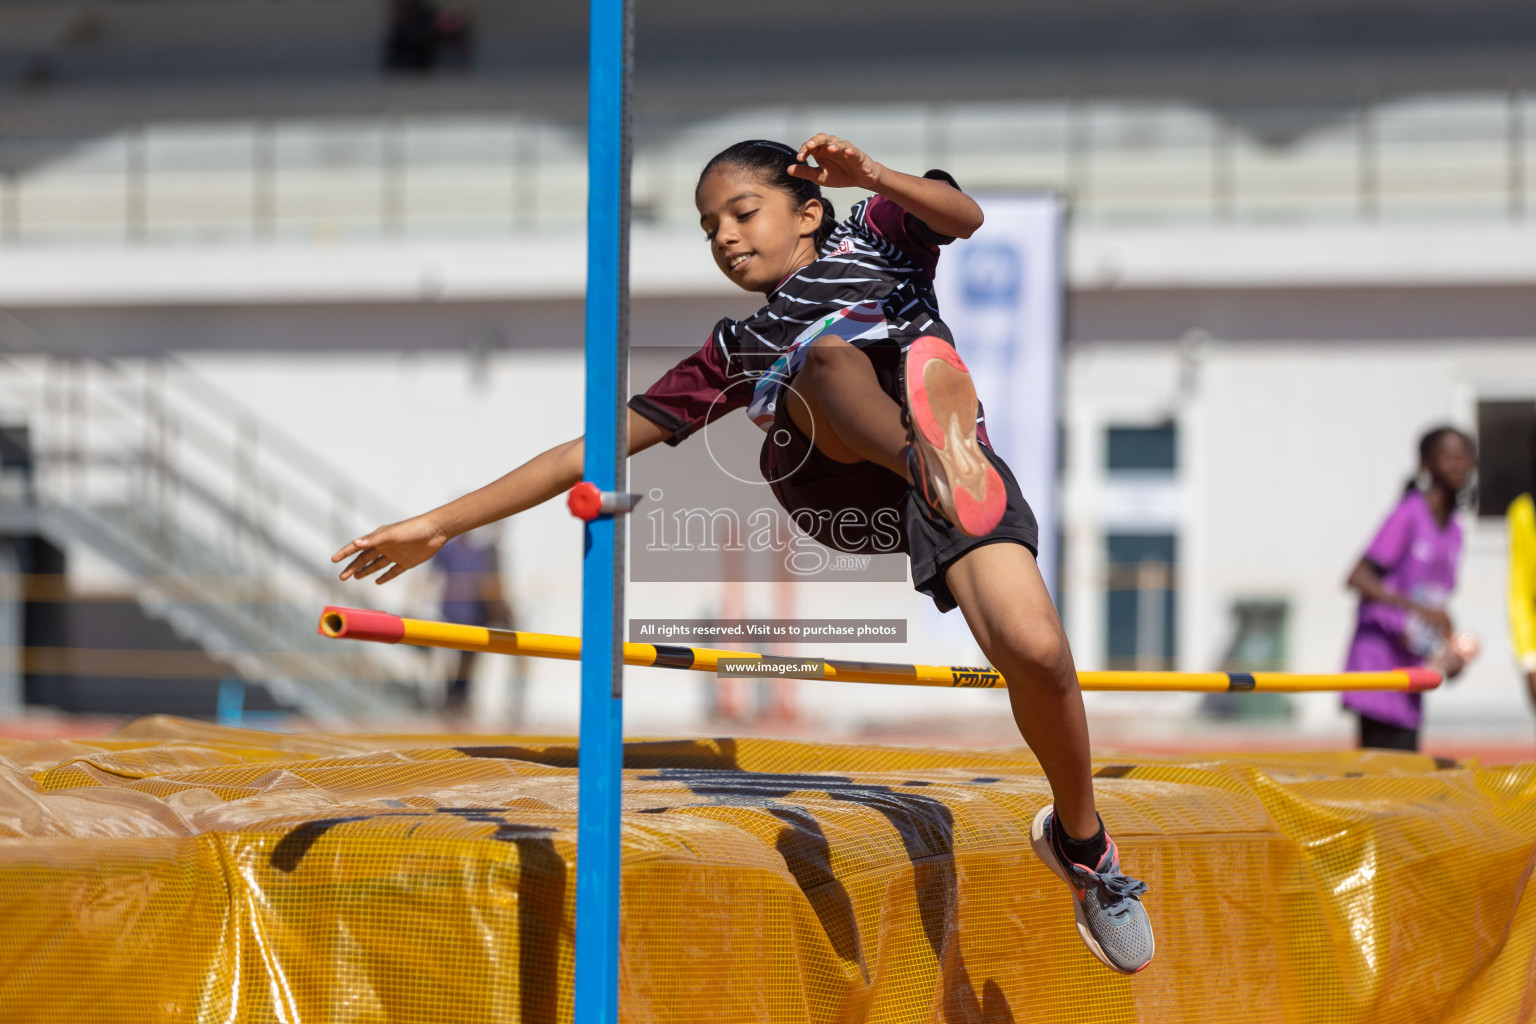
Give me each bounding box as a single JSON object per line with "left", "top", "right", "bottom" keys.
{"left": 1030, "top": 805, "right": 1155, "bottom": 974}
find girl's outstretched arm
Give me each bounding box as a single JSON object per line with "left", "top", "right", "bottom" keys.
{"left": 787, "top": 133, "right": 984, "bottom": 239}
{"left": 332, "top": 409, "right": 673, "bottom": 584}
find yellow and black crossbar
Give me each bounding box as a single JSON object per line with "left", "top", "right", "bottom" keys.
{"left": 318, "top": 606, "right": 1440, "bottom": 693}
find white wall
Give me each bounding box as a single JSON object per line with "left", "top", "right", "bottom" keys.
{"left": 10, "top": 214, "right": 1535, "bottom": 742}
{"left": 178, "top": 349, "right": 1013, "bottom": 736}
{"left": 1064, "top": 335, "right": 1536, "bottom": 740}
{"left": 183, "top": 330, "right": 1536, "bottom": 741}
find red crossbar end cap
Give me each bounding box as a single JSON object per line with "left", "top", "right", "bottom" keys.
{"left": 318, "top": 606, "right": 405, "bottom": 643}
{"left": 1396, "top": 666, "right": 1443, "bottom": 691}
{"left": 568, "top": 481, "right": 603, "bottom": 521}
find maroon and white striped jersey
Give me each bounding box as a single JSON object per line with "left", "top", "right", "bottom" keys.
{"left": 630, "top": 170, "right": 962, "bottom": 447}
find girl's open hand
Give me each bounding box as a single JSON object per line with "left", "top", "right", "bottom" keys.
{"left": 788, "top": 134, "right": 883, "bottom": 191}
{"left": 332, "top": 513, "right": 448, "bottom": 585}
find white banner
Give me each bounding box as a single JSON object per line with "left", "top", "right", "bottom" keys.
{"left": 932, "top": 193, "right": 1064, "bottom": 610}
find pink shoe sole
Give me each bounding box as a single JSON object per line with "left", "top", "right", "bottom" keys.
{"left": 904, "top": 336, "right": 1005, "bottom": 537}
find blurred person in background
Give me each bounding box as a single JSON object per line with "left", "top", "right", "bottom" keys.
{"left": 1509, "top": 420, "right": 1536, "bottom": 719}
{"left": 435, "top": 524, "right": 512, "bottom": 720}
{"left": 434, "top": 3, "right": 475, "bottom": 70}
{"left": 1342, "top": 426, "right": 1477, "bottom": 751}
{"left": 384, "top": 0, "right": 438, "bottom": 73}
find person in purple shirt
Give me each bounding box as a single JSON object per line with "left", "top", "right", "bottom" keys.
{"left": 1343, "top": 426, "right": 1477, "bottom": 751}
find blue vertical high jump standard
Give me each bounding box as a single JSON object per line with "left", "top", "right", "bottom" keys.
{"left": 575, "top": 0, "right": 632, "bottom": 1021}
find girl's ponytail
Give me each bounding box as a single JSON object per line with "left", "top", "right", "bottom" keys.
{"left": 699, "top": 139, "right": 837, "bottom": 253}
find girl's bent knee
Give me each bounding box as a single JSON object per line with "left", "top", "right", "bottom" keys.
{"left": 991, "top": 626, "right": 1073, "bottom": 692}
{"left": 802, "top": 337, "right": 860, "bottom": 374}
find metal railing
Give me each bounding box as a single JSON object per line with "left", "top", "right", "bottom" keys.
{"left": 0, "top": 335, "right": 438, "bottom": 719}
{"left": 0, "top": 92, "right": 1531, "bottom": 246}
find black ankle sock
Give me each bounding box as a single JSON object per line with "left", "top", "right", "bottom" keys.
{"left": 1055, "top": 816, "right": 1108, "bottom": 867}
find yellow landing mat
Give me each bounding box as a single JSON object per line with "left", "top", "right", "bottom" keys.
{"left": 1, "top": 716, "right": 1534, "bottom": 1023}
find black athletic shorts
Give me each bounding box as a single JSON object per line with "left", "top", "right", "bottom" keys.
{"left": 761, "top": 359, "right": 1038, "bottom": 613}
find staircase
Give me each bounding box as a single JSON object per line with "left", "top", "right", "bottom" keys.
{"left": 0, "top": 341, "right": 434, "bottom": 722}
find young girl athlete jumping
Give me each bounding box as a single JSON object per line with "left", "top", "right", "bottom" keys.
{"left": 333, "top": 134, "right": 1155, "bottom": 974}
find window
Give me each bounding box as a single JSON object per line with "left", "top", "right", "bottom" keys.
{"left": 1477, "top": 400, "right": 1536, "bottom": 518}
{"left": 1105, "top": 533, "right": 1177, "bottom": 670}
{"left": 1106, "top": 424, "right": 1177, "bottom": 472}
{"left": 1103, "top": 424, "right": 1180, "bottom": 668}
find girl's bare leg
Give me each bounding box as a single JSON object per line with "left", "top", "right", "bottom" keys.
{"left": 784, "top": 337, "right": 909, "bottom": 478}
{"left": 943, "top": 541, "right": 1099, "bottom": 839}
{"left": 789, "top": 336, "right": 1097, "bottom": 824}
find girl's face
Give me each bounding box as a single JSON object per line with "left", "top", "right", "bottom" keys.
{"left": 1426, "top": 433, "right": 1476, "bottom": 494}
{"left": 696, "top": 166, "right": 821, "bottom": 294}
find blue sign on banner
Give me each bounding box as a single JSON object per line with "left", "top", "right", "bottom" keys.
{"left": 933, "top": 195, "right": 1063, "bottom": 616}
{"left": 960, "top": 243, "right": 1026, "bottom": 306}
